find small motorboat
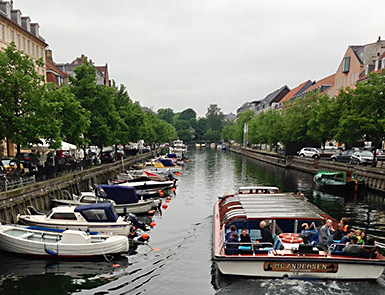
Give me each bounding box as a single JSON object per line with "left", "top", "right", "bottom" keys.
{"left": 115, "top": 179, "right": 175, "bottom": 191}
{"left": 51, "top": 186, "right": 158, "bottom": 215}
{"left": 313, "top": 171, "right": 364, "bottom": 192}
{"left": 134, "top": 159, "right": 182, "bottom": 173}
{"left": 17, "top": 203, "right": 132, "bottom": 236}
{"left": 0, "top": 224, "right": 129, "bottom": 258}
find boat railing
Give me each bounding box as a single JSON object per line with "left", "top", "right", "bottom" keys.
{"left": 328, "top": 242, "right": 379, "bottom": 259}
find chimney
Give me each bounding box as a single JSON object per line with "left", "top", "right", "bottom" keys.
{"left": 11, "top": 9, "right": 21, "bottom": 26}
{"left": 378, "top": 36, "right": 381, "bottom": 42}
{"left": 0, "top": 2, "right": 12, "bottom": 18}
{"left": 30, "top": 23, "right": 40, "bottom": 37}
{"left": 21, "top": 16, "right": 31, "bottom": 32}
{"left": 45, "top": 49, "right": 52, "bottom": 61}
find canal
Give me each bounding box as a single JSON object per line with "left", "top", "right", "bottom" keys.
{"left": 0, "top": 149, "right": 385, "bottom": 294}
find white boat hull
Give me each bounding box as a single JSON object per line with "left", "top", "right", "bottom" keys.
{"left": 216, "top": 259, "right": 385, "bottom": 279}
{"left": 0, "top": 226, "right": 129, "bottom": 257}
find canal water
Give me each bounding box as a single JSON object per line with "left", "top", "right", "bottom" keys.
{"left": 0, "top": 149, "right": 385, "bottom": 294}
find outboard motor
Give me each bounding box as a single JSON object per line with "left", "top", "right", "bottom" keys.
{"left": 124, "top": 213, "right": 148, "bottom": 231}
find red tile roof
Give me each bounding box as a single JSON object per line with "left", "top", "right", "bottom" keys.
{"left": 304, "top": 73, "right": 335, "bottom": 93}
{"left": 279, "top": 81, "right": 310, "bottom": 103}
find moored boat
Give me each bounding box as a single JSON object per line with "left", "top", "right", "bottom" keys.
{"left": 213, "top": 191, "right": 385, "bottom": 279}
{"left": 0, "top": 224, "right": 129, "bottom": 258}
{"left": 17, "top": 203, "right": 132, "bottom": 236}
{"left": 313, "top": 171, "right": 364, "bottom": 192}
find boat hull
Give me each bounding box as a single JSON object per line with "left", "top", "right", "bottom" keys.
{"left": 215, "top": 258, "right": 385, "bottom": 279}
{"left": 0, "top": 227, "right": 129, "bottom": 257}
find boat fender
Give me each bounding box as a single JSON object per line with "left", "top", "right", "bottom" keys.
{"left": 45, "top": 248, "right": 58, "bottom": 256}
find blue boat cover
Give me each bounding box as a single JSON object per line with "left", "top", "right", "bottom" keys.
{"left": 74, "top": 203, "right": 119, "bottom": 222}
{"left": 158, "top": 158, "right": 175, "bottom": 167}
{"left": 166, "top": 153, "right": 177, "bottom": 159}
{"left": 95, "top": 185, "right": 139, "bottom": 205}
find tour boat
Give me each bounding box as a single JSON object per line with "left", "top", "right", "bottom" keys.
{"left": 213, "top": 192, "right": 385, "bottom": 279}
{"left": 169, "top": 140, "right": 187, "bottom": 156}
{"left": 0, "top": 224, "right": 129, "bottom": 258}
{"left": 313, "top": 171, "right": 364, "bottom": 192}
{"left": 17, "top": 203, "right": 132, "bottom": 236}
{"left": 51, "top": 186, "right": 158, "bottom": 215}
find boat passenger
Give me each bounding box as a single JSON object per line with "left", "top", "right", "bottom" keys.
{"left": 361, "top": 237, "right": 378, "bottom": 259}
{"left": 300, "top": 222, "right": 318, "bottom": 244}
{"left": 355, "top": 229, "right": 365, "bottom": 245}
{"left": 342, "top": 236, "right": 361, "bottom": 257}
{"left": 239, "top": 228, "right": 251, "bottom": 244}
{"left": 318, "top": 219, "right": 334, "bottom": 251}
{"left": 226, "top": 233, "right": 239, "bottom": 250}
{"left": 226, "top": 225, "right": 237, "bottom": 241}
{"left": 333, "top": 223, "right": 344, "bottom": 241}
{"left": 258, "top": 220, "right": 274, "bottom": 245}
{"left": 336, "top": 229, "right": 355, "bottom": 251}
{"left": 341, "top": 217, "right": 351, "bottom": 234}
{"left": 360, "top": 231, "right": 368, "bottom": 244}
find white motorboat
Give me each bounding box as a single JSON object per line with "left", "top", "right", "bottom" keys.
{"left": 51, "top": 186, "right": 158, "bottom": 215}
{"left": 213, "top": 191, "right": 385, "bottom": 279}
{"left": 116, "top": 179, "right": 175, "bottom": 191}
{"left": 17, "top": 203, "right": 132, "bottom": 236}
{"left": 0, "top": 224, "right": 129, "bottom": 258}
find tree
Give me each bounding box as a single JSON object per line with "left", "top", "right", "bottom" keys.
{"left": 232, "top": 110, "right": 254, "bottom": 143}
{"left": 70, "top": 60, "right": 121, "bottom": 150}
{"left": 206, "top": 104, "right": 224, "bottom": 132}
{"left": 0, "top": 43, "right": 61, "bottom": 156}
{"left": 335, "top": 70, "right": 385, "bottom": 149}
{"left": 203, "top": 128, "right": 221, "bottom": 142}
{"left": 179, "top": 108, "right": 197, "bottom": 121}
{"left": 157, "top": 108, "right": 175, "bottom": 124}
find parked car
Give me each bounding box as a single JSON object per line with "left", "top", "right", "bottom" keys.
{"left": 330, "top": 150, "right": 354, "bottom": 162}
{"left": 297, "top": 147, "right": 321, "bottom": 159}
{"left": 101, "top": 151, "right": 116, "bottom": 163}
{"left": 15, "top": 152, "right": 39, "bottom": 171}
{"left": 0, "top": 158, "right": 24, "bottom": 173}
{"left": 350, "top": 150, "right": 374, "bottom": 165}
{"left": 376, "top": 149, "right": 385, "bottom": 161}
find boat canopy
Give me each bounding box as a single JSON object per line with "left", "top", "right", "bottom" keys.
{"left": 74, "top": 203, "right": 119, "bottom": 222}
{"left": 95, "top": 185, "right": 139, "bottom": 204}
{"left": 219, "top": 193, "right": 324, "bottom": 226}
{"left": 158, "top": 159, "right": 176, "bottom": 167}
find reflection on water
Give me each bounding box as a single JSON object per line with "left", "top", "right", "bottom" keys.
{"left": 0, "top": 149, "right": 384, "bottom": 294}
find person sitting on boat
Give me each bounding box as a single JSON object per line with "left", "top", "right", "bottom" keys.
{"left": 354, "top": 229, "right": 365, "bottom": 245}
{"left": 226, "top": 225, "right": 237, "bottom": 241}
{"left": 226, "top": 232, "right": 239, "bottom": 250}
{"left": 335, "top": 229, "right": 355, "bottom": 251}
{"left": 333, "top": 222, "right": 345, "bottom": 241}
{"left": 361, "top": 237, "right": 378, "bottom": 259}
{"left": 341, "top": 217, "right": 351, "bottom": 234}
{"left": 318, "top": 219, "right": 334, "bottom": 251}
{"left": 342, "top": 236, "right": 361, "bottom": 257}
{"left": 239, "top": 228, "right": 251, "bottom": 244}
{"left": 300, "top": 222, "right": 318, "bottom": 244}
{"left": 360, "top": 231, "right": 368, "bottom": 245}
{"left": 258, "top": 220, "right": 274, "bottom": 245}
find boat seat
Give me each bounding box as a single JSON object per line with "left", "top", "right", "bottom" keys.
{"left": 19, "top": 232, "right": 34, "bottom": 239}
{"left": 250, "top": 229, "right": 261, "bottom": 242}
{"left": 253, "top": 242, "right": 273, "bottom": 254}
{"left": 297, "top": 244, "right": 319, "bottom": 254}
{"left": 239, "top": 245, "right": 253, "bottom": 254}
{"left": 225, "top": 248, "right": 239, "bottom": 255}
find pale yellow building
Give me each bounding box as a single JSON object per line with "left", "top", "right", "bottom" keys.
{"left": 0, "top": 1, "right": 47, "bottom": 77}
{"left": 0, "top": 1, "right": 48, "bottom": 157}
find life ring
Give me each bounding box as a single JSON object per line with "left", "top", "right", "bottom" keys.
{"left": 282, "top": 236, "right": 303, "bottom": 244}
{"left": 279, "top": 233, "right": 300, "bottom": 239}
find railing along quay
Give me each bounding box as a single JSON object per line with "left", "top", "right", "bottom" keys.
{"left": 229, "top": 145, "right": 385, "bottom": 194}
{"left": 0, "top": 151, "right": 156, "bottom": 224}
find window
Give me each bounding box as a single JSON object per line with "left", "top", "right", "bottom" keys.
{"left": 17, "top": 34, "right": 20, "bottom": 48}
{"left": 22, "top": 37, "right": 25, "bottom": 51}
{"left": 32, "top": 43, "right": 35, "bottom": 57}
{"left": 50, "top": 213, "right": 77, "bottom": 220}
{"left": 82, "top": 209, "right": 108, "bottom": 221}
{"left": 0, "top": 24, "right": 4, "bottom": 40}
{"left": 351, "top": 73, "right": 354, "bottom": 85}
{"left": 10, "top": 29, "right": 14, "bottom": 42}
{"left": 342, "top": 56, "right": 351, "bottom": 73}
{"left": 382, "top": 59, "right": 385, "bottom": 69}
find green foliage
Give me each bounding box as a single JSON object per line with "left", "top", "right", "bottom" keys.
{"left": 203, "top": 128, "right": 221, "bottom": 142}
{"left": 179, "top": 108, "right": 197, "bottom": 121}
{"left": 157, "top": 108, "right": 174, "bottom": 124}
{"left": 206, "top": 104, "right": 224, "bottom": 132}
{"left": 0, "top": 43, "right": 60, "bottom": 152}
{"left": 232, "top": 110, "right": 254, "bottom": 143}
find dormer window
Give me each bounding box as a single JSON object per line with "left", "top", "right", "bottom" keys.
{"left": 342, "top": 56, "right": 351, "bottom": 73}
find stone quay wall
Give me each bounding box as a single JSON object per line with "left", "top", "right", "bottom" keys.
{"left": 229, "top": 145, "right": 385, "bottom": 194}
{"left": 0, "top": 151, "right": 156, "bottom": 224}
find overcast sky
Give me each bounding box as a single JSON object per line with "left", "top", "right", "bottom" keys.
{"left": 16, "top": 0, "right": 385, "bottom": 117}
